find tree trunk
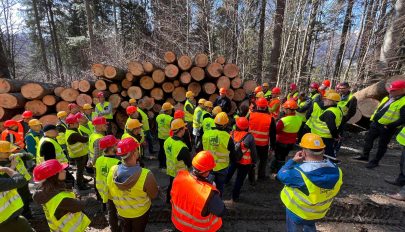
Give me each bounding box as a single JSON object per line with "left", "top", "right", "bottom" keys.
{"left": 256, "top": 0, "right": 266, "bottom": 82}
{"left": 32, "top": 0, "right": 50, "bottom": 80}
{"left": 0, "top": 93, "right": 26, "bottom": 109}
{"left": 0, "top": 78, "right": 29, "bottom": 93}
{"left": 268, "top": 0, "right": 286, "bottom": 83}
{"left": 46, "top": 0, "right": 63, "bottom": 80}
{"left": 84, "top": 0, "right": 95, "bottom": 58}
{"left": 0, "top": 38, "right": 10, "bottom": 79}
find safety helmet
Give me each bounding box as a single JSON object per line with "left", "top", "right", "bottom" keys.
{"left": 33, "top": 159, "right": 68, "bottom": 182}
{"left": 68, "top": 103, "right": 78, "bottom": 110}
{"left": 254, "top": 86, "right": 262, "bottom": 94}
{"left": 126, "top": 106, "right": 138, "bottom": 115}
{"left": 214, "top": 112, "right": 229, "bottom": 125}
{"left": 162, "top": 102, "right": 174, "bottom": 111}
{"left": 212, "top": 106, "right": 222, "bottom": 116}
{"left": 186, "top": 91, "right": 194, "bottom": 98}
{"left": 262, "top": 83, "right": 269, "bottom": 87}
{"left": 290, "top": 83, "right": 297, "bottom": 91}
{"left": 322, "top": 80, "right": 331, "bottom": 87}
{"left": 310, "top": 82, "right": 320, "bottom": 89}
{"left": 272, "top": 87, "right": 281, "bottom": 95}
{"left": 282, "top": 100, "right": 298, "bottom": 110}
{"left": 236, "top": 117, "right": 249, "bottom": 130}
{"left": 171, "top": 118, "right": 187, "bottom": 131}
{"left": 129, "top": 98, "right": 136, "bottom": 104}
{"left": 97, "top": 92, "right": 104, "bottom": 98}
{"left": 174, "top": 110, "right": 185, "bottom": 119}
{"left": 116, "top": 138, "right": 139, "bottom": 156}
{"left": 28, "top": 119, "right": 42, "bottom": 127}
{"left": 99, "top": 135, "right": 119, "bottom": 149}
{"left": 299, "top": 133, "right": 325, "bottom": 150}
{"left": 204, "top": 101, "right": 213, "bottom": 108}
{"left": 82, "top": 104, "right": 93, "bottom": 110}
{"left": 324, "top": 92, "right": 341, "bottom": 102}
{"left": 192, "top": 151, "right": 216, "bottom": 172}
{"left": 198, "top": 99, "right": 206, "bottom": 105}
{"left": 0, "top": 141, "right": 17, "bottom": 153}
{"left": 388, "top": 80, "right": 405, "bottom": 91}
{"left": 219, "top": 88, "right": 227, "bottom": 94}
{"left": 57, "top": 111, "right": 67, "bottom": 118}
{"left": 256, "top": 97, "right": 268, "bottom": 108}
{"left": 22, "top": 111, "right": 33, "bottom": 119}
{"left": 3, "top": 120, "right": 18, "bottom": 128}
{"left": 65, "top": 114, "right": 78, "bottom": 124}
{"left": 255, "top": 91, "right": 264, "bottom": 98}
{"left": 126, "top": 119, "right": 143, "bottom": 130}
{"left": 75, "top": 112, "right": 85, "bottom": 120}
{"left": 92, "top": 116, "right": 107, "bottom": 125}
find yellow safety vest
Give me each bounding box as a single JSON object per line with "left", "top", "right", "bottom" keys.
{"left": 164, "top": 137, "right": 187, "bottom": 177}
{"left": 296, "top": 99, "right": 307, "bottom": 122}
{"left": 89, "top": 133, "right": 104, "bottom": 161}
{"left": 0, "top": 157, "right": 31, "bottom": 181}
{"left": 138, "top": 108, "right": 150, "bottom": 131}
{"left": 184, "top": 100, "right": 195, "bottom": 123}
{"left": 281, "top": 115, "right": 302, "bottom": 133}
{"left": 43, "top": 191, "right": 91, "bottom": 232}
{"left": 0, "top": 188, "right": 24, "bottom": 223}
{"left": 264, "top": 90, "right": 272, "bottom": 98}
{"left": 337, "top": 93, "right": 353, "bottom": 116}
{"left": 311, "top": 106, "right": 343, "bottom": 138}
{"left": 65, "top": 129, "right": 88, "bottom": 159}
{"left": 396, "top": 127, "right": 405, "bottom": 146}
{"left": 202, "top": 116, "right": 215, "bottom": 132}
{"left": 56, "top": 122, "right": 67, "bottom": 145}
{"left": 107, "top": 165, "right": 151, "bottom": 218}
{"left": 370, "top": 96, "right": 405, "bottom": 125}
{"left": 95, "top": 156, "right": 120, "bottom": 203}
{"left": 287, "top": 92, "right": 299, "bottom": 100}
{"left": 306, "top": 102, "right": 322, "bottom": 130}
{"left": 37, "top": 137, "right": 68, "bottom": 164}
{"left": 156, "top": 114, "right": 172, "bottom": 140}
{"left": 96, "top": 102, "right": 113, "bottom": 119}
{"left": 78, "top": 123, "right": 94, "bottom": 137}
{"left": 192, "top": 106, "right": 204, "bottom": 129}
{"left": 281, "top": 167, "right": 343, "bottom": 220}
{"left": 202, "top": 129, "right": 230, "bottom": 171}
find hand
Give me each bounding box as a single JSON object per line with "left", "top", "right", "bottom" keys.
{"left": 0, "top": 166, "right": 11, "bottom": 173}
{"left": 293, "top": 151, "right": 305, "bottom": 163}
{"left": 8, "top": 153, "right": 23, "bottom": 161}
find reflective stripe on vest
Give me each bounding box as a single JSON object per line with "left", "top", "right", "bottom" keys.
{"left": 15, "top": 156, "right": 31, "bottom": 181}
{"left": 156, "top": 114, "right": 172, "bottom": 139}
{"left": 89, "top": 133, "right": 104, "bottom": 160}
{"left": 248, "top": 112, "right": 272, "bottom": 146}
{"left": 138, "top": 108, "right": 150, "bottom": 131}
{"left": 65, "top": 129, "right": 88, "bottom": 158}
{"left": 37, "top": 137, "right": 67, "bottom": 164}
{"left": 281, "top": 115, "right": 302, "bottom": 133}
{"left": 202, "top": 117, "right": 215, "bottom": 132}
{"left": 311, "top": 106, "right": 342, "bottom": 138}
{"left": 396, "top": 127, "right": 405, "bottom": 146}
{"left": 202, "top": 129, "right": 230, "bottom": 171}
{"left": 193, "top": 106, "right": 204, "bottom": 129}
{"left": 96, "top": 102, "right": 113, "bottom": 119}
{"left": 337, "top": 93, "right": 353, "bottom": 116}
{"left": 370, "top": 96, "right": 405, "bottom": 125}
{"left": 0, "top": 189, "right": 24, "bottom": 223}
{"left": 164, "top": 137, "right": 188, "bottom": 177}
{"left": 184, "top": 100, "right": 195, "bottom": 123}
{"left": 43, "top": 191, "right": 91, "bottom": 232}
{"left": 280, "top": 167, "right": 343, "bottom": 220}
{"left": 95, "top": 156, "right": 120, "bottom": 203}
{"left": 1, "top": 129, "right": 25, "bottom": 149}
{"left": 107, "top": 165, "right": 151, "bottom": 218}
{"left": 232, "top": 131, "right": 252, "bottom": 165}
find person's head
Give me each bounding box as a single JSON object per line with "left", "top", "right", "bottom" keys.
{"left": 272, "top": 87, "right": 281, "bottom": 98}
{"left": 171, "top": 118, "right": 187, "bottom": 138}
{"left": 323, "top": 92, "right": 340, "bottom": 106}
{"left": 299, "top": 133, "right": 325, "bottom": 161}
{"left": 92, "top": 116, "right": 108, "bottom": 133}
{"left": 214, "top": 112, "right": 229, "bottom": 129}
{"left": 336, "top": 82, "right": 350, "bottom": 96}
{"left": 204, "top": 101, "right": 213, "bottom": 113}
{"left": 254, "top": 86, "right": 262, "bottom": 95}
{"left": 99, "top": 135, "right": 119, "bottom": 156}
{"left": 129, "top": 98, "right": 137, "bottom": 107}
{"left": 192, "top": 151, "right": 216, "bottom": 178}
{"left": 298, "top": 91, "right": 306, "bottom": 101}
{"left": 309, "top": 82, "right": 319, "bottom": 93}
{"left": 75, "top": 112, "right": 88, "bottom": 125}
{"left": 262, "top": 83, "right": 269, "bottom": 93}
{"left": 65, "top": 114, "right": 79, "bottom": 129}
{"left": 212, "top": 106, "right": 222, "bottom": 117}
{"left": 255, "top": 97, "right": 268, "bottom": 111}
{"left": 255, "top": 91, "right": 264, "bottom": 99}
{"left": 126, "top": 119, "right": 143, "bottom": 135}
{"left": 186, "top": 91, "right": 194, "bottom": 101}
{"left": 116, "top": 138, "right": 140, "bottom": 165}
{"left": 33, "top": 159, "right": 68, "bottom": 184}
{"left": 4, "top": 120, "right": 19, "bottom": 131}
{"left": 22, "top": 111, "right": 33, "bottom": 123}
{"left": 290, "top": 83, "right": 298, "bottom": 92}
{"left": 43, "top": 125, "right": 58, "bottom": 138}
{"left": 68, "top": 103, "right": 79, "bottom": 114}
{"left": 126, "top": 106, "right": 139, "bottom": 119}
{"left": 97, "top": 92, "right": 105, "bottom": 103}
{"left": 282, "top": 100, "right": 298, "bottom": 115}
{"left": 387, "top": 80, "right": 405, "bottom": 98}
{"left": 57, "top": 111, "right": 67, "bottom": 121}
{"left": 162, "top": 102, "right": 174, "bottom": 115}
{"left": 219, "top": 88, "right": 226, "bottom": 97}
{"left": 82, "top": 104, "right": 93, "bottom": 115}
{"left": 320, "top": 80, "right": 331, "bottom": 91}
{"left": 174, "top": 110, "right": 185, "bottom": 120}
{"left": 198, "top": 98, "right": 206, "bottom": 107}
{"left": 28, "top": 119, "right": 42, "bottom": 132}
{"left": 0, "top": 141, "right": 17, "bottom": 160}
{"left": 236, "top": 117, "right": 249, "bottom": 131}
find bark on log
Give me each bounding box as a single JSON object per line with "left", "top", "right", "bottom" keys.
{"left": 203, "top": 82, "right": 216, "bottom": 95}
{"left": 140, "top": 76, "right": 154, "bottom": 90}
{"left": 207, "top": 63, "right": 223, "bottom": 78}
{"left": 165, "top": 64, "right": 179, "bottom": 78}
{"left": 76, "top": 94, "right": 93, "bottom": 106}
{"left": 233, "top": 88, "right": 246, "bottom": 102}
{"left": 223, "top": 63, "right": 239, "bottom": 78}
{"left": 108, "top": 94, "right": 122, "bottom": 109}
{"left": 21, "top": 83, "right": 55, "bottom": 100}
{"left": 126, "top": 72, "right": 134, "bottom": 81}
{"left": 188, "top": 82, "right": 202, "bottom": 96}
{"left": 91, "top": 64, "right": 105, "bottom": 77}
{"left": 0, "top": 93, "right": 26, "bottom": 109}
{"left": 164, "top": 51, "right": 177, "bottom": 64}
{"left": 25, "top": 100, "right": 48, "bottom": 116}
{"left": 108, "top": 83, "right": 121, "bottom": 93}
{"left": 128, "top": 61, "right": 144, "bottom": 76}
{"left": 42, "top": 95, "right": 58, "bottom": 106}
{"left": 209, "top": 94, "right": 218, "bottom": 103}
{"left": 104, "top": 66, "right": 125, "bottom": 80}
{"left": 78, "top": 80, "right": 94, "bottom": 93}
{"left": 354, "top": 75, "right": 405, "bottom": 101}
{"left": 162, "top": 82, "right": 175, "bottom": 93}
{"left": 358, "top": 98, "right": 380, "bottom": 118}
{"left": 115, "top": 110, "right": 128, "bottom": 130}
{"left": 56, "top": 101, "right": 69, "bottom": 112}
{"left": 180, "top": 72, "right": 191, "bottom": 85}
{"left": 0, "top": 78, "right": 29, "bottom": 94}
{"left": 121, "top": 79, "right": 132, "bottom": 89}
{"left": 216, "top": 76, "right": 230, "bottom": 90}
{"left": 0, "top": 107, "right": 21, "bottom": 121}
{"left": 152, "top": 69, "right": 165, "bottom": 84}
{"left": 243, "top": 80, "right": 258, "bottom": 94}
{"left": 95, "top": 79, "right": 107, "bottom": 91}
{"left": 178, "top": 55, "right": 192, "bottom": 71}
{"left": 39, "top": 114, "right": 59, "bottom": 126}
{"left": 127, "top": 86, "right": 143, "bottom": 99}
{"left": 231, "top": 76, "right": 242, "bottom": 89}
{"left": 121, "top": 90, "right": 128, "bottom": 98}
{"left": 151, "top": 88, "right": 164, "bottom": 101}
{"left": 172, "top": 87, "right": 186, "bottom": 102}
{"left": 142, "top": 61, "right": 154, "bottom": 73}
{"left": 71, "top": 80, "right": 80, "bottom": 90}
{"left": 215, "top": 56, "right": 226, "bottom": 65}
{"left": 194, "top": 54, "right": 209, "bottom": 68}
{"left": 60, "top": 88, "right": 80, "bottom": 102}
{"left": 54, "top": 87, "right": 65, "bottom": 97}
{"left": 190, "top": 67, "right": 205, "bottom": 81}
{"left": 226, "top": 89, "right": 234, "bottom": 100}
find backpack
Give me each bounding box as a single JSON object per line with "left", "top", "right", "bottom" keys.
{"left": 232, "top": 132, "right": 249, "bottom": 161}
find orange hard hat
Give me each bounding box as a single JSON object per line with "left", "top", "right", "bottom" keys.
{"left": 256, "top": 97, "right": 268, "bottom": 108}
{"left": 254, "top": 86, "right": 262, "bottom": 94}
{"left": 282, "top": 100, "right": 298, "bottom": 110}
{"left": 272, "top": 87, "right": 281, "bottom": 94}
{"left": 116, "top": 138, "right": 140, "bottom": 156}
{"left": 126, "top": 106, "right": 137, "bottom": 115}
{"left": 219, "top": 88, "right": 226, "bottom": 94}
{"left": 192, "top": 151, "right": 216, "bottom": 172}
{"left": 22, "top": 111, "right": 33, "bottom": 119}
{"left": 322, "top": 80, "right": 331, "bottom": 87}
{"left": 236, "top": 117, "right": 249, "bottom": 130}
{"left": 33, "top": 159, "right": 68, "bottom": 182}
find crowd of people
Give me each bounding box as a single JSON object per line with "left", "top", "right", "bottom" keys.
{"left": 1, "top": 79, "right": 405, "bottom": 232}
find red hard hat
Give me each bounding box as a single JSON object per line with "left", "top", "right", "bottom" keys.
{"left": 4, "top": 120, "right": 18, "bottom": 128}
{"left": 272, "top": 87, "right": 281, "bottom": 94}
{"left": 254, "top": 86, "right": 262, "bottom": 94}
{"left": 68, "top": 103, "right": 78, "bottom": 109}
{"left": 116, "top": 138, "right": 140, "bottom": 156}
{"left": 33, "top": 159, "right": 68, "bottom": 182}
{"left": 322, "top": 80, "right": 331, "bottom": 87}
{"left": 126, "top": 106, "right": 137, "bottom": 115}
{"left": 290, "top": 83, "right": 297, "bottom": 91}
{"left": 388, "top": 80, "right": 405, "bottom": 91}
{"left": 256, "top": 97, "right": 268, "bottom": 108}
{"left": 97, "top": 92, "right": 104, "bottom": 98}
{"left": 22, "top": 111, "right": 33, "bottom": 119}
{"left": 236, "top": 117, "right": 249, "bottom": 130}
{"left": 99, "top": 135, "right": 119, "bottom": 149}
{"left": 75, "top": 112, "right": 84, "bottom": 120}
{"left": 310, "top": 82, "right": 320, "bottom": 89}
{"left": 192, "top": 151, "right": 216, "bottom": 172}
{"left": 282, "top": 100, "right": 298, "bottom": 110}
{"left": 219, "top": 88, "right": 226, "bottom": 94}
{"left": 92, "top": 116, "right": 107, "bottom": 125}
{"left": 174, "top": 110, "right": 185, "bottom": 119}
{"left": 65, "top": 114, "right": 78, "bottom": 124}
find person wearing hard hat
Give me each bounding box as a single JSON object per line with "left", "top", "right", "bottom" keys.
{"left": 94, "top": 135, "right": 120, "bottom": 231}
{"left": 68, "top": 103, "right": 80, "bottom": 115}
{"left": 254, "top": 86, "right": 262, "bottom": 95}
{"left": 65, "top": 114, "right": 91, "bottom": 190}
{"left": 107, "top": 138, "right": 159, "bottom": 232}
{"left": 202, "top": 106, "right": 222, "bottom": 134}
{"left": 25, "top": 119, "right": 43, "bottom": 156}
{"left": 355, "top": 80, "right": 405, "bottom": 169}
{"left": 319, "top": 80, "right": 331, "bottom": 97}
{"left": 21, "top": 110, "right": 33, "bottom": 135}
{"left": 184, "top": 91, "right": 196, "bottom": 133}
{"left": 156, "top": 102, "right": 174, "bottom": 169}
{"left": 262, "top": 83, "right": 272, "bottom": 98}
{"left": 0, "top": 141, "right": 33, "bottom": 231}
{"left": 308, "top": 82, "right": 321, "bottom": 102}
{"left": 174, "top": 110, "right": 192, "bottom": 151}
{"left": 129, "top": 98, "right": 137, "bottom": 107}
{"left": 278, "top": 133, "right": 342, "bottom": 231}
{"left": 137, "top": 99, "right": 155, "bottom": 155}
{"left": 32, "top": 159, "right": 95, "bottom": 232}
{"left": 287, "top": 83, "right": 299, "bottom": 101}
{"left": 170, "top": 150, "right": 225, "bottom": 231}
{"left": 76, "top": 112, "right": 94, "bottom": 137}
{"left": 88, "top": 116, "right": 108, "bottom": 168}
{"left": 37, "top": 125, "right": 68, "bottom": 164}
{"left": 193, "top": 98, "right": 206, "bottom": 151}
{"left": 164, "top": 119, "right": 192, "bottom": 204}
{"left": 214, "top": 87, "right": 231, "bottom": 115}
{"left": 56, "top": 111, "right": 68, "bottom": 152}
{"left": 201, "top": 100, "right": 213, "bottom": 126}
{"left": 202, "top": 112, "right": 236, "bottom": 196}
{"left": 269, "top": 87, "right": 282, "bottom": 119}
{"left": 270, "top": 100, "right": 302, "bottom": 176}
{"left": 387, "top": 124, "right": 405, "bottom": 200}
{"left": 122, "top": 119, "right": 144, "bottom": 163}
{"left": 82, "top": 103, "right": 95, "bottom": 121}
{"left": 95, "top": 92, "right": 113, "bottom": 134}
{"left": 1, "top": 119, "right": 25, "bottom": 151}
{"left": 306, "top": 92, "right": 343, "bottom": 163}
{"left": 125, "top": 106, "right": 139, "bottom": 133}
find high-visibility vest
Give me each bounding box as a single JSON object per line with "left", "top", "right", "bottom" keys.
{"left": 248, "top": 111, "right": 272, "bottom": 146}
{"left": 15, "top": 156, "right": 31, "bottom": 181}
{"left": 202, "top": 116, "right": 215, "bottom": 132}
{"left": 78, "top": 123, "right": 93, "bottom": 137}
{"left": 65, "top": 129, "right": 88, "bottom": 159}
{"left": 281, "top": 115, "right": 302, "bottom": 133}
{"left": 156, "top": 114, "right": 172, "bottom": 140}
{"left": 171, "top": 170, "right": 222, "bottom": 232}
{"left": 0, "top": 189, "right": 24, "bottom": 223}
{"left": 95, "top": 156, "right": 120, "bottom": 203}
{"left": 311, "top": 106, "right": 343, "bottom": 138}
{"left": 164, "top": 137, "right": 187, "bottom": 177}
{"left": 264, "top": 90, "right": 272, "bottom": 98}
{"left": 370, "top": 96, "right": 405, "bottom": 125}
{"left": 56, "top": 121, "right": 67, "bottom": 145}
{"left": 337, "top": 93, "right": 353, "bottom": 116}
{"left": 306, "top": 102, "right": 322, "bottom": 130}
{"left": 280, "top": 167, "right": 342, "bottom": 220}
{"left": 232, "top": 131, "right": 252, "bottom": 165}
{"left": 1, "top": 129, "right": 25, "bottom": 149}
{"left": 396, "top": 127, "right": 405, "bottom": 146}
{"left": 296, "top": 99, "right": 307, "bottom": 122}
{"left": 193, "top": 106, "right": 204, "bottom": 129}
{"left": 202, "top": 129, "right": 230, "bottom": 172}
{"left": 287, "top": 92, "right": 299, "bottom": 100}
{"left": 269, "top": 98, "right": 281, "bottom": 118}
{"left": 96, "top": 102, "right": 113, "bottom": 119}
{"left": 43, "top": 191, "right": 91, "bottom": 232}
{"left": 138, "top": 108, "right": 150, "bottom": 131}
{"left": 107, "top": 165, "right": 151, "bottom": 218}
{"left": 25, "top": 130, "right": 41, "bottom": 153}
{"left": 310, "top": 92, "right": 320, "bottom": 100}
{"left": 89, "top": 133, "right": 104, "bottom": 161}
{"left": 37, "top": 137, "right": 68, "bottom": 164}
{"left": 184, "top": 100, "right": 195, "bottom": 123}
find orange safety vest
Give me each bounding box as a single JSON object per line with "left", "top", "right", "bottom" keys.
{"left": 171, "top": 170, "right": 222, "bottom": 232}
{"left": 231, "top": 130, "right": 252, "bottom": 165}
{"left": 1, "top": 128, "right": 25, "bottom": 149}
{"left": 248, "top": 111, "right": 272, "bottom": 146}
{"left": 269, "top": 98, "right": 281, "bottom": 118}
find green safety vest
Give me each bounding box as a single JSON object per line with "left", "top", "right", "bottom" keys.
{"left": 264, "top": 90, "right": 272, "bottom": 98}
{"left": 78, "top": 122, "right": 94, "bottom": 137}
{"left": 192, "top": 106, "right": 204, "bottom": 129}
{"left": 56, "top": 122, "right": 67, "bottom": 145}
{"left": 370, "top": 96, "right": 405, "bottom": 125}
{"left": 65, "top": 129, "right": 88, "bottom": 159}
{"left": 310, "top": 92, "right": 320, "bottom": 100}
{"left": 281, "top": 115, "right": 302, "bottom": 133}
{"left": 311, "top": 106, "right": 343, "bottom": 138}
{"left": 202, "top": 116, "right": 215, "bottom": 132}
{"left": 95, "top": 156, "right": 120, "bottom": 203}
{"left": 287, "top": 92, "right": 299, "bottom": 100}
{"left": 184, "top": 100, "right": 195, "bottom": 123}
{"left": 107, "top": 165, "right": 151, "bottom": 218}
{"left": 0, "top": 188, "right": 24, "bottom": 223}
{"left": 396, "top": 127, "right": 405, "bottom": 146}
{"left": 0, "top": 156, "right": 31, "bottom": 181}
{"left": 138, "top": 108, "right": 150, "bottom": 131}
{"left": 306, "top": 102, "right": 322, "bottom": 129}
{"left": 202, "top": 129, "right": 230, "bottom": 171}
{"left": 96, "top": 102, "right": 113, "bottom": 119}
{"left": 164, "top": 137, "right": 188, "bottom": 177}
{"left": 156, "top": 114, "right": 172, "bottom": 139}
{"left": 337, "top": 93, "right": 353, "bottom": 116}
{"left": 89, "top": 132, "right": 104, "bottom": 161}
{"left": 37, "top": 137, "right": 68, "bottom": 164}
{"left": 25, "top": 131, "right": 41, "bottom": 154}
{"left": 43, "top": 191, "right": 91, "bottom": 232}
{"left": 296, "top": 99, "right": 307, "bottom": 122}
{"left": 281, "top": 167, "right": 342, "bottom": 220}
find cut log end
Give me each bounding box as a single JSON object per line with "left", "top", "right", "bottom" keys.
{"left": 152, "top": 69, "right": 165, "bottom": 84}
{"left": 142, "top": 61, "right": 154, "bottom": 73}
{"left": 194, "top": 54, "right": 209, "bottom": 68}
{"left": 190, "top": 67, "right": 205, "bottom": 81}
{"left": 207, "top": 63, "right": 223, "bottom": 78}
{"left": 140, "top": 76, "right": 155, "bottom": 90}
{"left": 165, "top": 64, "right": 179, "bottom": 78}
{"left": 91, "top": 64, "right": 105, "bottom": 77}
{"left": 178, "top": 55, "right": 192, "bottom": 71}
{"left": 127, "top": 86, "right": 143, "bottom": 99}
{"left": 128, "top": 61, "right": 144, "bottom": 76}
{"left": 164, "top": 51, "right": 177, "bottom": 64}
{"left": 223, "top": 63, "right": 240, "bottom": 78}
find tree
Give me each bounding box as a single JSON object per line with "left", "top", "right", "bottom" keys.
{"left": 84, "top": 0, "right": 95, "bottom": 58}
{"left": 268, "top": 0, "right": 286, "bottom": 83}
{"left": 32, "top": 0, "right": 50, "bottom": 80}
{"left": 0, "top": 37, "right": 10, "bottom": 78}
{"left": 256, "top": 0, "right": 266, "bottom": 83}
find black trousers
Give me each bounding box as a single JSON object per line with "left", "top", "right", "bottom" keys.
{"left": 232, "top": 164, "right": 252, "bottom": 200}
{"left": 270, "top": 142, "right": 294, "bottom": 173}
{"left": 256, "top": 145, "right": 269, "bottom": 179}
{"left": 107, "top": 200, "right": 120, "bottom": 232}
{"left": 363, "top": 122, "right": 396, "bottom": 164}
{"left": 72, "top": 155, "right": 87, "bottom": 186}
{"left": 323, "top": 138, "right": 337, "bottom": 160}
{"left": 166, "top": 176, "right": 174, "bottom": 204}
{"left": 119, "top": 209, "right": 150, "bottom": 232}
{"left": 158, "top": 139, "right": 166, "bottom": 168}
{"left": 17, "top": 183, "right": 31, "bottom": 218}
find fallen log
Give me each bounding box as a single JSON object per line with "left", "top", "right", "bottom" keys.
{"left": 56, "top": 101, "right": 69, "bottom": 112}
{"left": 203, "top": 82, "right": 216, "bottom": 95}
{"left": 165, "top": 64, "right": 179, "bottom": 78}
{"left": 0, "top": 78, "right": 29, "bottom": 94}
{"left": 207, "top": 63, "right": 223, "bottom": 78}
{"left": 54, "top": 87, "right": 65, "bottom": 97}
{"left": 91, "top": 64, "right": 105, "bottom": 77}
{"left": 21, "top": 83, "right": 55, "bottom": 100}
{"left": 231, "top": 76, "right": 242, "bottom": 89}
{"left": 194, "top": 54, "right": 209, "bottom": 68}
{"left": 162, "top": 82, "right": 175, "bottom": 93}
{"left": 217, "top": 76, "right": 230, "bottom": 90}
{"left": 95, "top": 79, "right": 107, "bottom": 91}
{"left": 25, "top": 100, "right": 48, "bottom": 116}
{"left": 180, "top": 72, "right": 191, "bottom": 85}
{"left": 0, "top": 93, "right": 26, "bottom": 109}
{"left": 121, "top": 79, "right": 132, "bottom": 89}
{"left": 178, "top": 55, "right": 192, "bottom": 71}
{"left": 108, "top": 94, "right": 122, "bottom": 109}
{"left": 215, "top": 56, "right": 226, "bottom": 65}
{"left": 164, "top": 51, "right": 176, "bottom": 64}
{"left": 60, "top": 88, "right": 80, "bottom": 102}
{"left": 127, "top": 86, "right": 143, "bottom": 99}
{"left": 108, "top": 83, "right": 121, "bottom": 93}
{"left": 104, "top": 65, "right": 125, "bottom": 80}
{"left": 152, "top": 69, "right": 165, "bottom": 84}
{"left": 358, "top": 98, "right": 380, "bottom": 118}
{"left": 128, "top": 61, "right": 144, "bottom": 76}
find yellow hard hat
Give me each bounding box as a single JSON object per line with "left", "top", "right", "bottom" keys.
{"left": 325, "top": 89, "right": 337, "bottom": 95}
{"left": 129, "top": 98, "right": 136, "bottom": 104}
{"left": 126, "top": 119, "right": 143, "bottom": 130}
{"left": 0, "top": 141, "right": 17, "bottom": 153}
{"left": 299, "top": 133, "right": 326, "bottom": 150}
{"left": 324, "top": 92, "right": 341, "bottom": 102}
{"left": 255, "top": 91, "right": 264, "bottom": 98}
{"left": 262, "top": 83, "right": 269, "bottom": 87}
{"left": 204, "top": 101, "right": 213, "bottom": 108}
{"left": 186, "top": 91, "right": 194, "bottom": 98}
{"left": 57, "top": 111, "right": 67, "bottom": 118}
{"left": 214, "top": 112, "right": 229, "bottom": 125}
{"left": 171, "top": 118, "right": 187, "bottom": 130}
{"left": 162, "top": 102, "right": 174, "bottom": 111}
{"left": 82, "top": 104, "right": 93, "bottom": 110}
{"left": 28, "top": 119, "right": 42, "bottom": 127}
{"left": 198, "top": 98, "right": 206, "bottom": 105}
{"left": 212, "top": 106, "right": 222, "bottom": 116}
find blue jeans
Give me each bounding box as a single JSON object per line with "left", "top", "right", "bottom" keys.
{"left": 213, "top": 168, "right": 228, "bottom": 197}
{"left": 232, "top": 164, "right": 252, "bottom": 200}
{"left": 145, "top": 130, "right": 155, "bottom": 153}
{"left": 286, "top": 212, "right": 316, "bottom": 232}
